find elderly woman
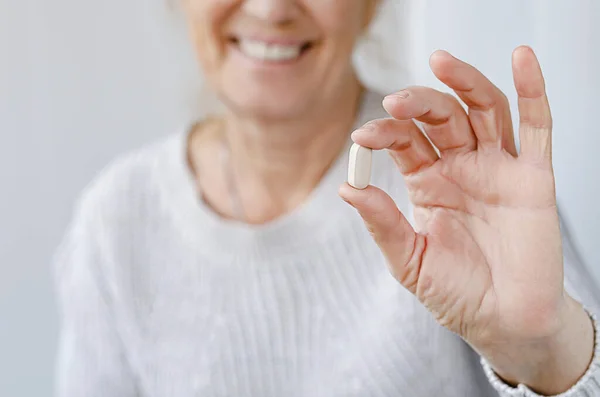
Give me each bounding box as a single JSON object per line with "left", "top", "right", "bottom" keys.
{"left": 55, "top": 1, "right": 599, "bottom": 396}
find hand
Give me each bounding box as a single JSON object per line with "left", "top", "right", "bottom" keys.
{"left": 339, "top": 46, "right": 594, "bottom": 395}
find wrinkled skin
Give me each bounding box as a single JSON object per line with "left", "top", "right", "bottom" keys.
{"left": 340, "top": 47, "right": 594, "bottom": 395}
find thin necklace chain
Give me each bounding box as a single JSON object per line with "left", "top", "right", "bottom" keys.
{"left": 219, "top": 131, "right": 248, "bottom": 222}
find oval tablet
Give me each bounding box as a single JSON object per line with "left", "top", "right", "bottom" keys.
{"left": 348, "top": 143, "right": 372, "bottom": 189}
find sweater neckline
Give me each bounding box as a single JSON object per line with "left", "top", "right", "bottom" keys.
{"left": 161, "top": 91, "right": 385, "bottom": 261}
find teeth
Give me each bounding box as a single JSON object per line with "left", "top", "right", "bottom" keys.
{"left": 238, "top": 39, "right": 302, "bottom": 62}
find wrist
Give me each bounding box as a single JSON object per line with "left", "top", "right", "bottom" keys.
{"left": 481, "top": 296, "right": 595, "bottom": 395}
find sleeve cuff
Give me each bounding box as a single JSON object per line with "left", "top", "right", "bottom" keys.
{"left": 482, "top": 309, "right": 600, "bottom": 397}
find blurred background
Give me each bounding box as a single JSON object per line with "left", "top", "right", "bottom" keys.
{"left": 1, "top": 0, "right": 599, "bottom": 395}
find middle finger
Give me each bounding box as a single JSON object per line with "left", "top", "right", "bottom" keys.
{"left": 429, "top": 50, "right": 518, "bottom": 156}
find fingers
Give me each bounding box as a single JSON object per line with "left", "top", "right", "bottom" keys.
{"left": 338, "top": 183, "right": 425, "bottom": 294}
{"left": 382, "top": 87, "right": 477, "bottom": 155}
{"left": 429, "top": 50, "right": 518, "bottom": 156}
{"left": 512, "top": 46, "right": 553, "bottom": 163}
{"left": 351, "top": 118, "right": 439, "bottom": 175}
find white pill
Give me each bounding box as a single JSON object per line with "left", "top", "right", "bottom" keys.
{"left": 347, "top": 143, "right": 372, "bottom": 189}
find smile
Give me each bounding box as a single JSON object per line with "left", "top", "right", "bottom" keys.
{"left": 230, "top": 38, "right": 313, "bottom": 63}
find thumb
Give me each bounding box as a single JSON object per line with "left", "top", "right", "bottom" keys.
{"left": 338, "top": 183, "right": 424, "bottom": 293}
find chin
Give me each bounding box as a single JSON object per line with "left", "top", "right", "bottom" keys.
{"left": 221, "top": 84, "right": 314, "bottom": 121}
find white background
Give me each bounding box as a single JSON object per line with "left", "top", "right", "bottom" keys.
{"left": 1, "top": 1, "right": 599, "bottom": 395}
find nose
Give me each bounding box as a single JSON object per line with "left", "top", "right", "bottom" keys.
{"left": 241, "top": 0, "right": 300, "bottom": 25}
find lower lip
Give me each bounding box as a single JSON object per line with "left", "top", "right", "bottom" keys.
{"left": 229, "top": 42, "right": 313, "bottom": 69}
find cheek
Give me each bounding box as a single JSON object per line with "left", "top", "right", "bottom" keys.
{"left": 310, "top": 1, "right": 366, "bottom": 59}
{"left": 184, "top": 0, "right": 234, "bottom": 75}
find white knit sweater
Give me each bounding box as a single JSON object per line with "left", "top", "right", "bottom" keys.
{"left": 55, "top": 91, "right": 600, "bottom": 397}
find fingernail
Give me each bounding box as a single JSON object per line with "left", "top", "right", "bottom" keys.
{"left": 341, "top": 195, "right": 353, "bottom": 206}
{"left": 338, "top": 186, "right": 356, "bottom": 207}
{"left": 389, "top": 90, "right": 409, "bottom": 99}
{"left": 351, "top": 124, "right": 374, "bottom": 141}
{"left": 383, "top": 91, "right": 409, "bottom": 110}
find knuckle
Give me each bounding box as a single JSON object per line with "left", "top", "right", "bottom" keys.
{"left": 496, "top": 89, "right": 509, "bottom": 105}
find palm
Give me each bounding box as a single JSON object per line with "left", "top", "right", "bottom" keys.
{"left": 411, "top": 150, "right": 562, "bottom": 342}
{"left": 341, "top": 46, "right": 567, "bottom": 348}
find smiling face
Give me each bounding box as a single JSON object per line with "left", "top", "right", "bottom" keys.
{"left": 182, "top": 0, "right": 377, "bottom": 120}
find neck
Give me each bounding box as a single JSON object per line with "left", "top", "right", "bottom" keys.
{"left": 222, "top": 76, "right": 364, "bottom": 223}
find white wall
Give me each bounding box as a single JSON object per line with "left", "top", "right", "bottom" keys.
{"left": 404, "top": 1, "right": 600, "bottom": 281}
{"left": 1, "top": 0, "right": 195, "bottom": 395}
{"left": 1, "top": 1, "right": 598, "bottom": 396}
